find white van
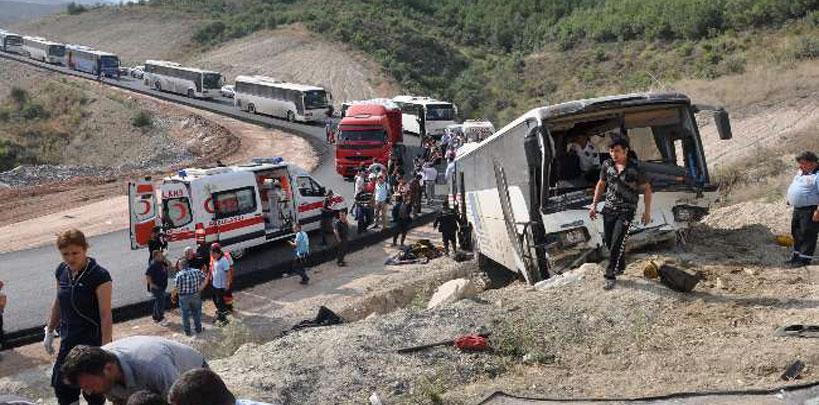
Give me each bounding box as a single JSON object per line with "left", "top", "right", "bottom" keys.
{"left": 128, "top": 158, "right": 347, "bottom": 252}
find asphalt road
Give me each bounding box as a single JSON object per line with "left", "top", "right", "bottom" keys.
{"left": 0, "top": 53, "right": 427, "bottom": 333}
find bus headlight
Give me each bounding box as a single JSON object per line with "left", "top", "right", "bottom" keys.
{"left": 672, "top": 205, "right": 708, "bottom": 222}
{"left": 545, "top": 227, "right": 590, "bottom": 249}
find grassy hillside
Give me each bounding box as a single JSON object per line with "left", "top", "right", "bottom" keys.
{"left": 141, "top": 0, "right": 819, "bottom": 124}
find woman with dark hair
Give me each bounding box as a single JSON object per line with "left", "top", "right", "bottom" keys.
{"left": 44, "top": 228, "right": 112, "bottom": 405}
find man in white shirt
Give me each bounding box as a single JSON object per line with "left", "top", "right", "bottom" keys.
{"left": 422, "top": 163, "right": 438, "bottom": 204}
{"left": 567, "top": 134, "right": 601, "bottom": 182}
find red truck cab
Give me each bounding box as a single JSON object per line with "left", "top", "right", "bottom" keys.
{"left": 335, "top": 101, "right": 403, "bottom": 177}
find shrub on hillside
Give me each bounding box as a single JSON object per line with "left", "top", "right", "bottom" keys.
{"left": 9, "top": 87, "right": 28, "bottom": 108}
{"left": 789, "top": 35, "right": 819, "bottom": 59}
{"left": 67, "top": 1, "right": 87, "bottom": 15}
{"left": 21, "top": 103, "right": 49, "bottom": 120}
{"left": 131, "top": 110, "right": 153, "bottom": 128}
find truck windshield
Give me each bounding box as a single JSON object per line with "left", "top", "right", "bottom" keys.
{"left": 339, "top": 129, "right": 387, "bottom": 142}
{"left": 203, "top": 73, "right": 222, "bottom": 89}
{"left": 100, "top": 56, "right": 119, "bottom": 68}
{"left": 426, "top": 104, "right": 454, "bottom": 121}
{"left": 304, "top": 90, "right": 328, "bottom": 109}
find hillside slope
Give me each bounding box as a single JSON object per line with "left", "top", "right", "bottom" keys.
{"left": 13, "top": 10, "right": 399, "bottom": 103}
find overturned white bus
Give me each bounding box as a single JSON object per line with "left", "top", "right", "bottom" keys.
{"left": 454, "top": 92, "right": 733, "bottom": 284}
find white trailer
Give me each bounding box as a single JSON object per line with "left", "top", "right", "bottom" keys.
{"left": 128, "top": 158, "right": 347, "bottom": 253}
{"left": 454, "top": 92, "right": 733, "bottom": 284}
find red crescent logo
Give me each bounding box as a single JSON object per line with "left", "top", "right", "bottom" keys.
{"left": 204, "top": 198, "right": 215, "bottom": 214}
{"left": 138, "top": 200, "right": 151, "bottom": 216}
{"left": 172, "top": 202, "right": 189, "bottom": 221}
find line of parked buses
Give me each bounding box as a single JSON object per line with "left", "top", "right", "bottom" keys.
{"left": 0, "top": 27, "right": 495, "bottom": 141}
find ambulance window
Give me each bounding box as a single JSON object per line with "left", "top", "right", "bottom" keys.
{"left": 162, "top": 197, "right": 192, "bottom": 228}
{"left": 296, "top": 176, "right": 323, "bottom": 197}
{"left": 213, "top": 187, "right": 257, "bottom": 219}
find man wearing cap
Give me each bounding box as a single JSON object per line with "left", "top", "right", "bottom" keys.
{"left": 786, "top": 151, "right": 819, "bottom": 267}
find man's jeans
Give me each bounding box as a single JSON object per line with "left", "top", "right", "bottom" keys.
{"left": 179, "top": 294, "right": 203, "bottom": 336}
{"left": 425, "top": 181, "right": 436, "bottom": 203}
{"left": 603, "top": 211, "right": 635, "bottom": 280}
{"left": 211, "top": 287, "right": 229, "bottom": 324}
{"left": 150, "top": 287, "right": 166, "bottom": 322}
{"left": 792, "top": 206, "right": 819, "bottom": 264}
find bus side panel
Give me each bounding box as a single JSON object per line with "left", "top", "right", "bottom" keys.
{"left": 458, "top": 119, "right": 536, "bottom": 275}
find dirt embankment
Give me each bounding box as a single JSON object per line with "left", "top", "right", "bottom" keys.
{"left": 675, "top": 60, "right": 819, "bottom": 168}
{"left": 188, "top": 24, "right": 400, "bottom": 104}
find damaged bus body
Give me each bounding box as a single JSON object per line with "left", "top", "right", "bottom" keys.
{"left": 455, "top": 92, "right": 732, "bottom": 284}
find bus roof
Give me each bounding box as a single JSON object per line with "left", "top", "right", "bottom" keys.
{"left": 458, "top": 92, "right": 692, "bottom": 160}
{"left": 23, "top": 36, "right": 64, "bottom": 46}
{"left": 146, "top": 60, "right": 220, "bottom": 75}
{"left": 66, "top": 44, "right": 118, "bottom": 57}
{"left": 392, "top": 95, "right": 454, "bottom": 107}
{"left": 0, "top": 31, "right": 22, "bottom": 37}
{"left": 235, "top": 75, "right": 325, "bottom": 92}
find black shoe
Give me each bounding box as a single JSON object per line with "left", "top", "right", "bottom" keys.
{"left": 603, "top": 279, "right": 616, "bottom": 290}
{"left": 786, "top": 260, "right": 808, "bottom": 268}
{"left": 299, "top": 278, "right": 309, "bottom": 285}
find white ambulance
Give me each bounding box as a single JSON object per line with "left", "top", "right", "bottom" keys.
{"left": 128, "top": 158, "right": 346, "bottom": 253}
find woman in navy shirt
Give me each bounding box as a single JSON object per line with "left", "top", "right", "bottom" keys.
{"left": 44, "top": 229, "right": 113, "bottom": 405}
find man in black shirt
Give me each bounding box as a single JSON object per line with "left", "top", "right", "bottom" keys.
{"left": 333, "top": 212, "right": 350, "bottom": 267}
{"left": 147, "top": 226, "right": 167, "bottom": 264}
{"left": 590, "top": 136, "right": 653, "bottom": 290}
{"left": 433, "top": 202, "right": 459, "bottom": 255}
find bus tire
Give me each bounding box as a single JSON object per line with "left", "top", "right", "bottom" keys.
{"left": 187, "top": 89, "right": 194, "bottom": 98}
{"left": 154, "top": 82, "right": 162, "bottom": 92}
{"left": 287, "top": 111, "right": 295, "bottom": 122}
{"left": 248, "top": 104, "right": 256, "bottom": 114}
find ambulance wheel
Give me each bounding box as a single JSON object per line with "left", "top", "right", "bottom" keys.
{"left": 287, "top": 111, "right": 295, "bottom": 122}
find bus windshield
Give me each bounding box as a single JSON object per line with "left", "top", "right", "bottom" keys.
{"left": 6, "top": 36, "right": 22, "bottom": 46}
{"left": 339, "top": 129, "right": 386, "bottom": 142}
{"left": 304, "top": 90, "right": 328, "bottom": 109}
{"left": 48, "top": 45, "right": 65, "bottom": 57}
{"left": 426, "top": 104, "right": 454, "bottom": 121}
{"left": 203, "top": 73, "right": 222, "bottom": 89}
{"left": 100, "top": 55, "right": 119, "bottom": 68}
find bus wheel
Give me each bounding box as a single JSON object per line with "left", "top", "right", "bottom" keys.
{"left": 287, "top": 111, "right": 295, "bottom": 122}
{"left": 248, "top": 104, "right": 256, "bottom": 114}
{"left": 187, "top": 89, "right": 194, "bottom": 98}
{"left": 154, "top": 82, "right": 162, "bottom": 92}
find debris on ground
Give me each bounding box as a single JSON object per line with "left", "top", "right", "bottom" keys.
{"left": 427, "top": 278, "right": 482, "bottom": 309}
{"left": 291, "top": 306, "right": 345, "bottom": 331}
{"left": 781, "top": 360, "right": 805, "bottom": 381}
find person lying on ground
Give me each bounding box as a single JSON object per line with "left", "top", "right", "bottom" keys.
{"left": 60, "top": 336, "right": 207, "bottom": 405}
{"left": 169, "top": 368, "right": 276, "bottom": 405}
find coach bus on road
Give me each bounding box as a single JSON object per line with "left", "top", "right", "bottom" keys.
{"left": 22, "top": 36, "right": 65, "bottom": 64}
{"left": 392, "top": 95, "right": 457, "bottom": 139}
{"left": 0, "top": 31, "right": 24, "bottom": 54}
{"left": 66, "top": 44, "right": 121, "bottom": 78}
{"left": 234, "top": 75, "right": 331, "bottom": 123}
{"left": 143, "top": 60, "right": 222, "bottom": 99}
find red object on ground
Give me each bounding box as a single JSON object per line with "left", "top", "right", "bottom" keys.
{"left": 454, "top": 334, "right": 489, "bottom": 351}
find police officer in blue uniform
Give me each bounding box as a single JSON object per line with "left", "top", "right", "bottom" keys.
{"left": 44, "top": 229, "right": 113, "bottom": 405}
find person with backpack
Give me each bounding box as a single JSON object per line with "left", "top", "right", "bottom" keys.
{"left": 392, "top": 195, "right": 413, "bottom": 247}
{"left": 589, "top": 136, "right": 653, "bottom": 290}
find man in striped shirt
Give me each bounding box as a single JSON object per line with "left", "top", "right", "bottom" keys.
{"left": 174, "top": 258, "right": 206, "bottom": 337}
